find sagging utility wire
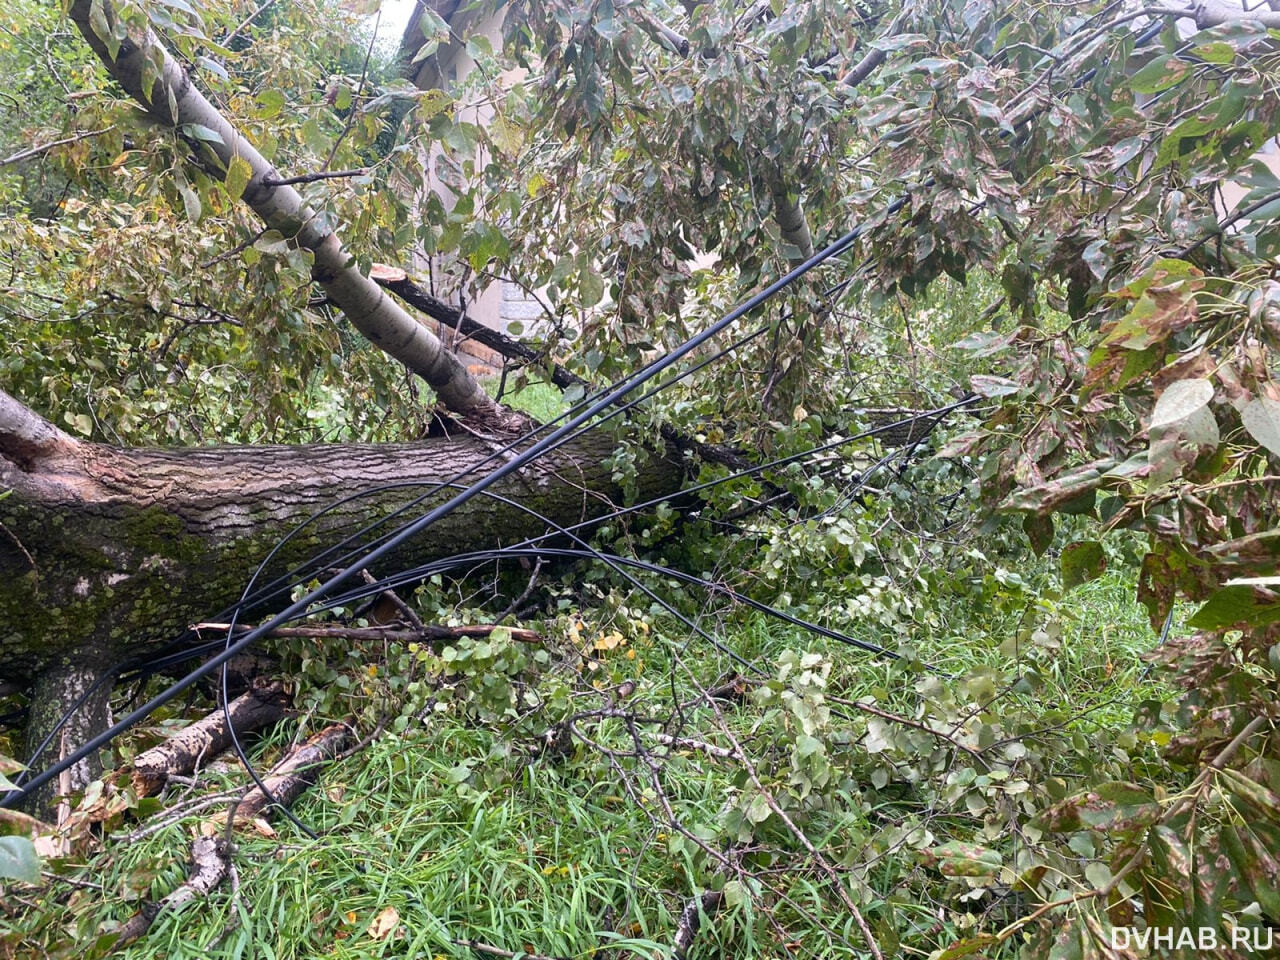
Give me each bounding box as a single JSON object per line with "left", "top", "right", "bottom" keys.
{"left": 2, "top": 215, "right": 880, "bottom": 809}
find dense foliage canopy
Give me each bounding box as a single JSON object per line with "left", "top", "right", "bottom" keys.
{"left": 2, "top": 0, "right": 1280, "bottom": 957}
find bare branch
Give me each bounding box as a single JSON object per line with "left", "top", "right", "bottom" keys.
{"left": 0, "top": 127, "right": 114, "bottom": 167}
{"left": 261, "top": 168, "right": 369, "bottom": 187}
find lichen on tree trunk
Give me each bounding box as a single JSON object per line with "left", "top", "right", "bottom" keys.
{"left": 21, "top": 640, "right": 114, "bottom": 814}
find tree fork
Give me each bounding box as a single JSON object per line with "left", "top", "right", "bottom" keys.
{"left": 370, "top": 264, "right": 763, "bottom": 472}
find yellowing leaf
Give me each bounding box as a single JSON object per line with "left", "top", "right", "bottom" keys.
{"left": 594, "top": 631, "right": 626, "bottom": 651}
{"left": 225, "top": 155, "right": 252, "bottom": 201}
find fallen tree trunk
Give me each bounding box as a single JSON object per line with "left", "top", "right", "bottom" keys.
{"left": 0, "top": 388, "right": 677, "bottom": 686}
{"left": 0, "top": 388, "right": 679, "bottom": 803}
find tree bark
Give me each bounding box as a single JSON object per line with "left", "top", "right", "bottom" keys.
{"left": 65, "top": 0, "right": 509, "bottom": 427}
{"left": 767, "top": 167, "right": 815, "bottom": 269}
{"left": 115, "top": 835, "right": 230, "bottom": 947}
{"left": 0, "top": 388, "right": 680, "bottom": 688}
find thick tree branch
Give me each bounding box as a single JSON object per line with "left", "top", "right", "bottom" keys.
{"left": 130, "top": 681, "right": 290, "bottom": 796}
{"left": 0, "top": 388, "right": 78, "bottom": 470}
{"left": 370, "top": 264, "right": 581, "bottom": 389}
{"left": 66, "top": 0, "right": 510, "bottom": 427}
{"left": 840, "top": 12, "right": 907, "bottom": 88}
{"left": 766, "top": 166, "right": 815, "bottom": 268}
{"left": 1190, "top": 0, "right": 1280, "bottom": 28}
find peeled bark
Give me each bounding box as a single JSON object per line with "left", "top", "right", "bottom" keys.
{"left": 0, "top": 388, "right": 680, "bottom": 688}
{"left": 66, "top": 0, "right": 507, "bottom": 426}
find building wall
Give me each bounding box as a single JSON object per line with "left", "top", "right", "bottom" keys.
{"left": 401, "top": 2, "right": 542, "bottom": 348}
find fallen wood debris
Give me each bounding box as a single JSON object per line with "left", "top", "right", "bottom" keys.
{"left": 193, "top": 622, "right": 543, "bottom": 645}
{"left": 131, "top": 681, "right": 290, "bottom": 796}
{"left": 114, "top": 835, "right": 230, "bottom": 947}
{"left": 220, "top": 723, "right": 350, "bottom": 829}
{"left": 672, "top": 889, "right": 725, "bottom": 959}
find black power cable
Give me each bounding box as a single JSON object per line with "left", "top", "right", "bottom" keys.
{"left": 2, "top": 215, "right": 877, "bottom": 809}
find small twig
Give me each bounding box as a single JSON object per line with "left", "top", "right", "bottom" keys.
{"left": 40, "top": 870, "right": 104, "bottom": 891}
{"left": 1177, "top": 188, "right": 1280, "bottom": 258}
{"left": 360, "top": 569, "right": 425, "bottom": 631}
{"left": 0, "top": 127, "right": 114, "bottom": 167}
{"left": 453, "top": 938, "right": 566, "bottom": 960}
{"left": 495, "top": 557, "right": 544, "bottom": 625}
{"left": 652, "top": 733, "right": 735, "bottom": 760}
{"left": 260, "top": 168, "right": 368, "bottom": 187}
{"left": 221, "top": 0, "right": 278, "bottom": 45}
{"left": 200, "top": 228, "right": 266, "bottom": 268}
{"left": 322, "top": 9, "right": 378, "bottom": 172}
{"left": 119, "top": 786, "right": 250, "bottom": 843}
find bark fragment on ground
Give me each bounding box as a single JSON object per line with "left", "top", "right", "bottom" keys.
{"left": 131, "top": 681, "right": 291, "bottom": 797}
{"left": 672, "top": 889, "right": 725, "bottom": 959}
{"left": 219, "top": 724, "right": 350, "bottom": 829}
{"left": 114, "top": 834, "right": 230, "bottom": 947}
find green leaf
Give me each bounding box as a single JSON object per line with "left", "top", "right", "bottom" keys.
{"left": 1187, "top": 584, "right": 1280, "bottom": 630}
{"left": 1130, "top": 54, "right": 1191, "bottom": 94}
{"left": 89, "top": 0, "right": 122, "bottom": 61}
{"left": 969, "top": 374, "right": 1019, "bottom": 398}
{"left": 924, "top": 840, "right": 1002, "bottom": 878}
{"left": 1061, "top": 540, "right": 1105, "bottom": 590}
{"left": 1024, "top": 514, "right": 1054, "bottom": 556}
{"left": 256, "top": 89, "right": 285, "bottom": 118}
{"left": 745, "top": 793, "right": 771, "bottom": 823}
{"left": 224, "top": 155, "right": 252, "bottom": 201}
{"left": 579, "top": 268, "right": 604, "bottom": 308}
{"left": 0, "top": 836, "right": 39, "bottom": 884}
{"left": 1241, "top": 396, "right": 1280, "bottom": 458}
{"left": 932, "top": 935, "right": 999, "bottom": 959}
{"left": 180, "top": 123, "right": 224, "bottom": 145}
{"left": 254, "top": 230, "right": 289, "bottom": 255}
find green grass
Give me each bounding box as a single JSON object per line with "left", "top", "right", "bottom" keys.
{"left": 484, "top": 378, "right": 568, "bottom": 424}
{"left": 3, "top": 556, "right": 1177, "bottom": 960}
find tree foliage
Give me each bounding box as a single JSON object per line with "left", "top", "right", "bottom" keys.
{"left": 3, "top": 0, "right": 1280, "bottom": 956}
